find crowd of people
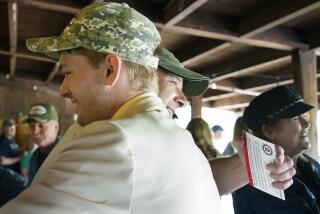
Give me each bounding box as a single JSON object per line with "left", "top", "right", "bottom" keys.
{"left": 0, "top": 2, "right": 318, "bottom": 213}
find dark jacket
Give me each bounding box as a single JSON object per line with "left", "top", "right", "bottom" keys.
{"left": 0, "top": 136, "right": 20, "bottom": 173}
{"left": 0, "top": 167, "right": 25, "bottom": 207}
{"left": 233, "top": 154, "right": 320, "bottom": 214}
{"left": 0, "top": 137, "right": 60, "bottom": 207}
{"left": 27, "top": 137, "right": 60, "bottom": 185}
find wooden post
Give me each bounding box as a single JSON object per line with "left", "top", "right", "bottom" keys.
{"left": 191, "top": 96, "right": 202, "bottom": 118}
{"left": 292, "top": 49, "right": 318, "bottom": 159}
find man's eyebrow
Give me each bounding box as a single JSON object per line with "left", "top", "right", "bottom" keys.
{"left": 169, "top": 74, "right": 182, "bottom": 81}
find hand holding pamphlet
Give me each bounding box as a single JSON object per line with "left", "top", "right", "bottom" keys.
{"left": 244, "top": 132, "right": 285, "bottom": 200}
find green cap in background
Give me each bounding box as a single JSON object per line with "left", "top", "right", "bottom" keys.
{"left": 158, "top": 47, "right": 210, "bottom": 97}
{"left": 26, "top": 3, "right": 161, "bottom": 69}
{"left": 23, "top": 103, "right": 58, "bottom": 124}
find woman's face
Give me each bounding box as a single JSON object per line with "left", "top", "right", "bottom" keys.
{"left": 264, "top": 114, "right": 310, "bottom": 158}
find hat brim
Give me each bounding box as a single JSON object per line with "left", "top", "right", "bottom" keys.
{"left": 278, "top": 101, "right": 314, "bottom": 119}
{"left": 22, "top": 117, "right": 48, "bottom": 124}
{"left": 159, "top": 63, "right": 209, "bottom": 97}
{"left": 26, "top": 35, "right": 79, "bottom": 59}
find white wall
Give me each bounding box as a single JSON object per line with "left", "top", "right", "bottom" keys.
{"left": 175, "top": 105, "right": 237, "bottom": 153}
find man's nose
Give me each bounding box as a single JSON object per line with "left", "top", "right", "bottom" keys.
{"left": 59, "top": 78, "right": 71, "bottom": 98}
{"left": 174, "top": 88, "right": 187, "bottom": 108}
{"left": 31, "top": 124, "right": 40, "bottom": 135}
{"left": 300, "top": 115, "right": 310, "bottom": 129}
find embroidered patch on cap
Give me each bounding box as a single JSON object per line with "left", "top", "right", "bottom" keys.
{"left": 29, "top": 105, "right": 47, "bottom": 116}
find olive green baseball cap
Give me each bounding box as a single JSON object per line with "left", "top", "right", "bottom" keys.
{"left": 158, "top": 48, "right": 210, "bottom": 97}
{"left": 26, "top": 3, "right": 161, "bottom": 69}
{"left": 23, "top": 103, "right": 58, "bottom": 124}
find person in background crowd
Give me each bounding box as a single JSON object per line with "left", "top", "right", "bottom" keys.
{"left": 23, "top": 103, "right": 60, "bottom": 184}
{"left": 223, "top": 117, "right": 247, "bottom": 156}
{"left": 212, "top": 125, "right": 224, "bottom": 140}
{"left": 20, "top": 137, "right": 38, "bottom": 180}
{"left": 186, "top": 118, "right": 220, "bottom": 160}
{"left": 233, "top": 85, "right": 320, "bottom": 214}
{"left": 0, "top": 119, "right": 20, "bottom": 174}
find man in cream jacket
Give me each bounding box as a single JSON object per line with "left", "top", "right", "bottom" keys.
{"left": 1, "top": 2, "right": 220, "bottom": 213}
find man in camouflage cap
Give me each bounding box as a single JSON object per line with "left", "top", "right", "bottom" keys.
{"left": 1, "top": 3, "right": 219, "bottom": 213}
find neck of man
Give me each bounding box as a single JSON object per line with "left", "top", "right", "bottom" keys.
{"left": 39, "top": 140, "right": 56, "bottom": 153}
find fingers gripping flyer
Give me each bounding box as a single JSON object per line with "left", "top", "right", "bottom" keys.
{"left": 244, "top": 132, "right": 285, "bottom": 200}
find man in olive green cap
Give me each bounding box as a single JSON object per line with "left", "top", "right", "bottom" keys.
{"left": 156, "top": 47, "right": 210, "bottom": 118}
{"left": 1, "top": 3, "right": 220, "bottom": 213}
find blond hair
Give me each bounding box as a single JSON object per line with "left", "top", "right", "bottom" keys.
{"left": 63, "top": 48, "right": 158, "bottom": 93}
{"left": 186, "top": 118, "right": 214, "bottom": 147}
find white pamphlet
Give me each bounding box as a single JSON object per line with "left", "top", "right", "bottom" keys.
{"left": 244, "top": 132, "right": 285, "bottom": 200}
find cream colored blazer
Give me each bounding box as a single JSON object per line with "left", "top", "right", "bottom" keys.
{"left": 1, "top": 94, "right": 220, "bottom": 213}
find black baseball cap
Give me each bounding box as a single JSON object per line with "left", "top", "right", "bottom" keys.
{"left": 243, "top": 86, "right": 314, "bottom": 131}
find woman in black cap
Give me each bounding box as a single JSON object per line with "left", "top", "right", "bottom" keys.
{"left": 232, "top": 85, "right": 320, "bottom": 214}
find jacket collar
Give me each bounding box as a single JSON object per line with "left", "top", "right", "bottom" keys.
{"left": 111, "top": 92, "right": 169, "bottom": 120}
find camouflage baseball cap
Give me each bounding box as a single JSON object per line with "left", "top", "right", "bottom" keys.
{"left": 26, "top": 3, "right": 160, "bottom": 69}
{"left": 23, "top": 103, "right": 58, "bottom": 124}
{"left": 158, "top": 48, "right": 210, "bottom": 97}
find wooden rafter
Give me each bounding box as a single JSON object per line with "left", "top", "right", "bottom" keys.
{"left": 2, "top": 0, "right": 309, "bottom": 53}
{"left": 203, "top": 73, "right": 320, "bottom": 103}
{"left": 211, "top": 84, "right": 261, "bottom": 96}
{"left": 213, "top": 56, "right": 291, "bottom": 82}
{"left": 0, "top": 49, "right": 56, "bottom": 63}
{"left": 239, "top": 0, "right": 320, "bottom": 38}
{"left": 4, "top": 0, "right": 79, "bottom": 14}
{"left": 163, "top": 0, "right": 208, "bottom": 27}
{"left": 208, "top": 49, "right": 290, "bottom": 79}
{"left": 8, "top": 2, "right": 17, "bottom": 76}
{"left": 46, "top": 62, "right": 60, "bottom": 85}
{"left": 180, "top": 0, "right": 318, "bottom": 68}
{"left": 179, "top": 28, "right": 304, "bottom": 67}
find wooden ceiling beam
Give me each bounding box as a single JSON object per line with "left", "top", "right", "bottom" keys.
{"left": 3, "top": 0, "right": 79, "bottom": 14}
{"left": 174, "top": 39, "right": 226, "bottom": 63}
{"left": 203, "top": 73, "right": 320, "bottom": 103}
{"left": 179, "top": 27, "right": 305, "bottom": 67}
{"left": 207, "top": 49, "right": 289, "bottom": 78}
{"left": 163, "top": 0, "right": 208, "bottom": 27}
{"left": 180, "top": 0, "right": 316, "bottom": 68}
{"left": 3, "top": 0, "right": 308, "bottom": 52}
{"left": 46, "top": 62, "right": 60, "bottom": 85}
{"left": 239, "top": 0, "right": 320, "bottom": 38}
{"left": 211, "top": 84, "right": 261, "bottom": 96}
{"left": 8, "top": 2, "right": 17, "bottom": 77}
{"left": 0, "top": 49, "right": 56, "bottom": 63}
{"left": 213, "top": 56, "right": 291, "bottom": 81}
{"left": 182, "top": 42, "right": 232, "bottom": 67}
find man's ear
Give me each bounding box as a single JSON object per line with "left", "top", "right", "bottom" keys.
{"left": 262, "top": 124, "right": 276, "bottom": 140}
{"left": 104, "top": 54, "right": 122, "bottom": 86}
